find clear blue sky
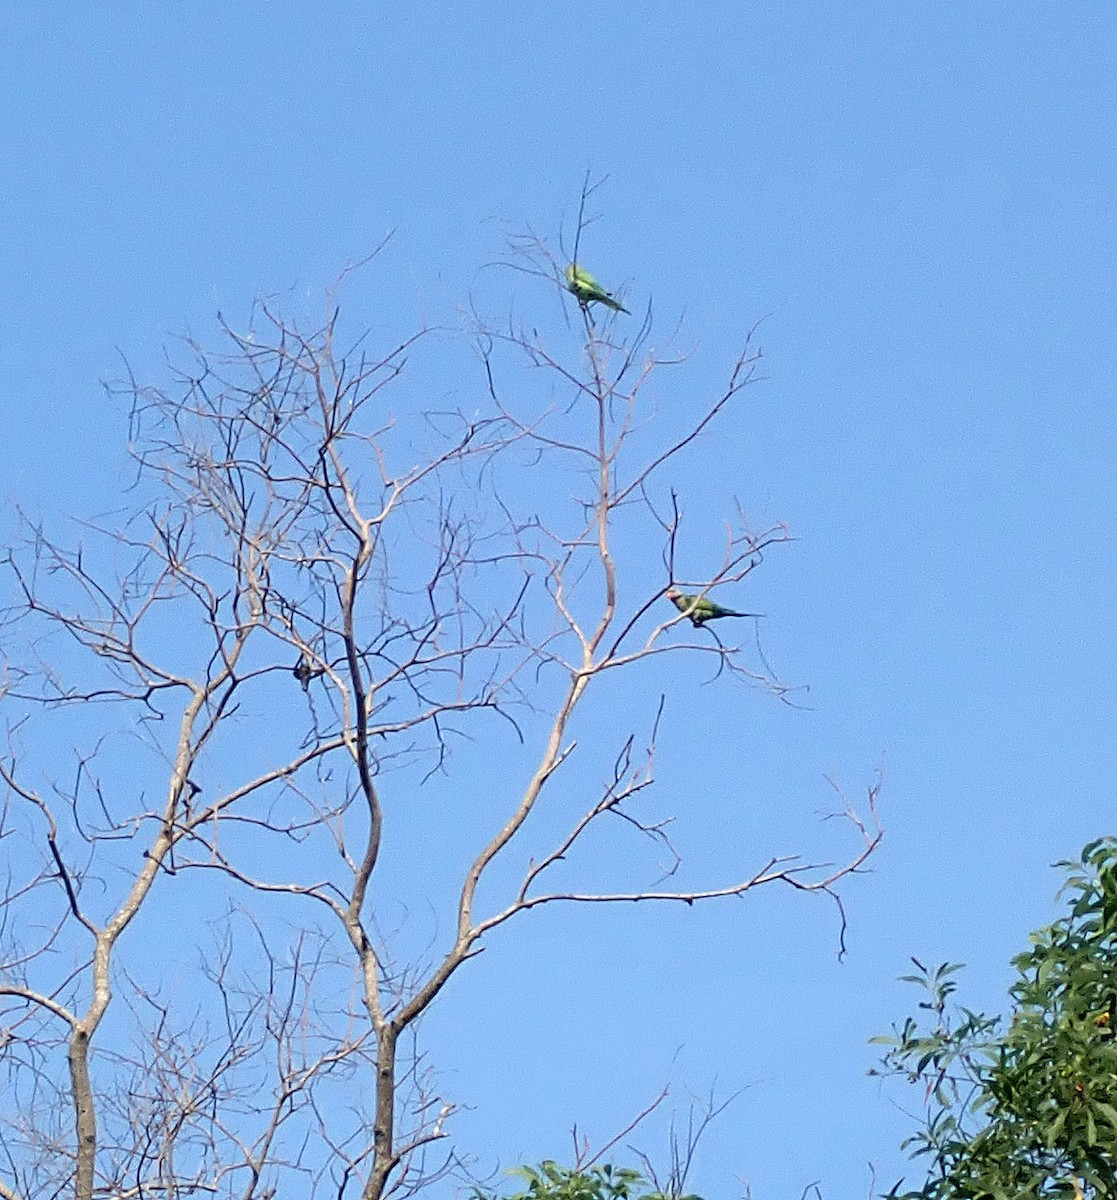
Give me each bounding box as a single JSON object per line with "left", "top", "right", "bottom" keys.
{"left": 3, "top": 3, "right": 1116, "bottom": 1197}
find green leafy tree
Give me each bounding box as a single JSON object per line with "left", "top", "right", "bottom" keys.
{"left": 874, "top": 838, "right": 1117, "bottom": 1200}
{"left": 477, "top": 1162, "right": 698, "bottom": 1200}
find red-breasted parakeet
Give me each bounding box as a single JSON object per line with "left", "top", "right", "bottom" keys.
{"left": 565, "top": 263, "right": 630, "bottom": 314}
{"left": 666, "top": 588, "right": 761, "bottom": 628}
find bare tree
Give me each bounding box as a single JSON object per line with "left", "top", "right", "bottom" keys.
{"left": 0, "top": 207, "right": 881, "bottom": 1200}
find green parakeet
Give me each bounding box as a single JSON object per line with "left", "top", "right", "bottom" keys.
{"left": 666, "top": 588, "right": 761, "bottom": 628}
{"left": 565, "top": 263, "right": 630, "bottom": 314}
{"left": 292, "top": 654, "right": 322, "bottom": 691}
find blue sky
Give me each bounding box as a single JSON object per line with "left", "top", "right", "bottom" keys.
{"left": 3, "top": 3, "right": 1117, "bottom": 1197}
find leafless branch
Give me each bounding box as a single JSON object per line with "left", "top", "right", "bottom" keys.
{"left": 0, "top": 222, "right": 881, "bottom": 1200}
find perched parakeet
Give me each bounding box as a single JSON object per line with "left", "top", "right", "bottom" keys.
{"left": 666, "top": 588, "right": 761, "bottom": 628}
{"left": 293, "top": 654, "right": 320, "bottom": 691}
{"left": 565, "top": 263, "right": 630, "bottom": 314}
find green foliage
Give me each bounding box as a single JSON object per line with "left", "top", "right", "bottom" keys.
{"left": 475, "top": 1162, "right": 701, "bottom": 1200}
{"left": 874, "top": 838, "right": 1117, "bottom": 1199}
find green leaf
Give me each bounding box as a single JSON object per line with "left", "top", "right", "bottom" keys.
{"left": 877, "top": 838, "right": 1117, "bottom": 1197}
